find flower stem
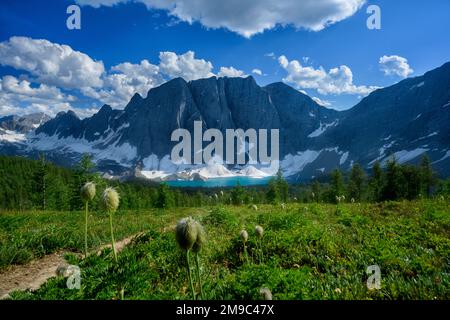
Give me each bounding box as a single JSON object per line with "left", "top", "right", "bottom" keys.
{"left": 109, "top": 212, "right": 117, "bottom": 263}
{"left": 243, "top": 243, "right": 249, "bottom": 264}
{"left": 194, "top": 252, "right": 204, "bottom": 300}
{"left": 84, "top": 201, "right": 88, "bottom": 258}
{"left": 186, "top": 250, "right": 195, "bottom": 299}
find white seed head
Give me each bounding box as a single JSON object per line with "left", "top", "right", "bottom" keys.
{"left": 259, "top": 288, "right": 273, "bottom": 300}
{"left": 240, "top": 230, "right": 248, "bottom": 243}
{"left": 255, "top": 225, "right": 264, "bottom": 239}
{"left": 80, "top": 182, "right": 96, "bottom": 202}
{"left": 101, "top": 187, "right": 120, "bottom": 213}
{"left": 176, "top": 217, "right": 198, "bottom": 251}
{"left": 252, "top": 204, "right": 258, "bottom": 211}
{"left": 351, "top": 198, "right": 355, "bottom": 203}
{"left": 192, "top": 221, "right": 206, "bottom": 253}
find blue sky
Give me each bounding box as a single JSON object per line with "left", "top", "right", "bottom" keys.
{"left": 0, "top": 0, "right": 449, "bottom": 117}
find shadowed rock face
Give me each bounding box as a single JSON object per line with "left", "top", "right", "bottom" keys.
{"left": 9, "top": 62, "right": 450, "bottom": 180}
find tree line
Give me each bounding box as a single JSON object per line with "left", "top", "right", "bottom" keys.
{"left": 0, "top": 154, "right": 448, "bottom": 211}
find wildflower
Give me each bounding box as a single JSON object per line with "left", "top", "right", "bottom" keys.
{"left": 101, "top": 187, "right": 120, "bottom": 263}
{"left": 176, "top": 217, "right": 198, "bottom": 251}
{"left": 101, "top": 187, "right": 120, "bottom": 213}
{"left": 259, "top": 288, "right": 273, "bottom": 300}
{"left": 80, "top": 182, "right": 96, "bottom": 202}
{"left": 255, "top": 225, "right": 264, "bottom": 239}
{"left": 192, "top": 221, "right": 206, "bottom": 254}
{"left": 240, "top": 230, "right": 249, "bottom": 264}
{"left": 281, "top": 203, "right": 286, "bottom": 209}
{"left": 240, "top": 230, "right": 249, "bottom": 243}
{"left": 176, "top": 217, "right": 206, "bottom": 299}
{"left": 80, "top": 182, "right": 96, "bottom": 258}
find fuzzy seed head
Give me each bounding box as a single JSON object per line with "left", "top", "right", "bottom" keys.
{"left": 351, "top": 198, "right": 355, "bottom": 203}
{"left": 80, "top": 182, "right": 96, "bottom": 202}
{"left": 240, "top": 230, "right": 248, "bottom": 243}
{"left": 176, "top": 217, "right": 198, "bottom": 251}
{"left": 255, "top": 225, "right": 264, "bottom": 239}
{"left": 101, "top": 187, "right": 120, "bottom": 213}
{"left": 192, "top": 221, "right": 206, "bottom": 253}
{"left": 259, "top": 288, "right": 273, "bottom": 300}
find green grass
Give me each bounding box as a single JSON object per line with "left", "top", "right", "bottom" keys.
{"left": 1, "top": 200, "right": 449, "bottom": 300}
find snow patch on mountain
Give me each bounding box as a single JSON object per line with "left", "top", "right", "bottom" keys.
{"left": 340, "top": 151, "right": 349, "bottom": 165}
{"left": 0, "top": 130, "right": 27, "bottom": 144}
{"left": 28, "top": 133, "right": 137, "bottom": 167}
{"left": 382, "top": 148, "right": 429, "bottom": 164}
{"left": 280, "top": 150, "right": 321, "bottom": 176}
{"left": 411, "top": 81, "right": 425, "bottom": 90}
{"left": 433, "top": 150, "right": 450, "bottom": 163}
{"left": 308, "top": 120, "right": 338, "bottom": 138}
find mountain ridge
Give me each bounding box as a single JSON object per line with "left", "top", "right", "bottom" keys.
{"left": 1, "top": 62, "right": 449, "bottom": 181}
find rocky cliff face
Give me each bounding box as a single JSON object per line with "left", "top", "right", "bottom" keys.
{"left": 2, "top": 62, "right": 450, "bottom": 181}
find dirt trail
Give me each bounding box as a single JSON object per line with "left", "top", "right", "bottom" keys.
{"left": 0, "top": 234, "right": 140, "bottom": 299}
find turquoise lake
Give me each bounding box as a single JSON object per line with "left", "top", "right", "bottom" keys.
{"left": 166, "top": 176, "right": 273, "bottom": 188}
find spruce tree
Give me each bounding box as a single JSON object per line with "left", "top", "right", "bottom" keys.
{"left": 330, "top": 169, "right": 345, "bottom": 202}
{"left": 419, "top": 154, "right": 434, "bottom": 197}
{"left": 347, "top": 163, "right": 366, "bottom": 201}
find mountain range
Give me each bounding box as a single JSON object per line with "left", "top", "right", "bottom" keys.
{"left": 1, "top": 62, "right": 449, "bottom": 182}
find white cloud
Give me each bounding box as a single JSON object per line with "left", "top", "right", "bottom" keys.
{"left": 0, "top": 36, "right": 260, "bottom": 115}
{"left": 0, "top": 37, "right": 105, "bottom": 89}
{"left": 278, "top": 55, "right": 380, "bottom": 96}
{"left": 218, "top": 66, "right": 247, "bottom": 78}
{"left": 379, "top": 55, "right": 413, "bottom": 78}
{"left": 76, "top": 0, "right": 366, "bottom": 37}
{"left": 159, "top": 51, "right": 214, "bottom": 81}
{"left": 1, "top": 75, "right": 73, "bottom": 101}
{"left": 82, "top": 59, "right": 164, "bottom": 107}
{"left": 0, "top": 77, "right": 97, "bottom": 119}
{"left": 312, "top": 96, "right": 332, "bottom": 107}
{"left": 252, "top": 69, "right": 263, "bottom": 76}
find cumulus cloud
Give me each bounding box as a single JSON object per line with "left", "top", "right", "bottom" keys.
{"left": 379, "top": 55, "right": 413, "bottom": 78}
{"left": 218, "top": 66, "right": 247, "bottom": 78}
{"left": 82, "top": 59, "right": 164, "bottom": 107}
{"left": 1, "top": 75, "right": 73, "bottom": 101}
{"left": 312, "top": 96, "right": 332, "bottom": 107}
{"left": 159, "top": 51, "right": 214, "bottom": 81}
{"left": 252, "top": 69, "right": 263, "bottom": 76}
{"left": 0, "top": 36, "right": 258, "bottom": 115}
{"left": 76, "top": 0, "right": 365, "bottom": 37}
{"left": 0, "top": 37, "right": 105, "bottom": 89}
{"left": 278, "top": 55, "right": 380, "bottom": 96}
{"left": 0, "top": 76, "right": 97, "bottom": 118}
